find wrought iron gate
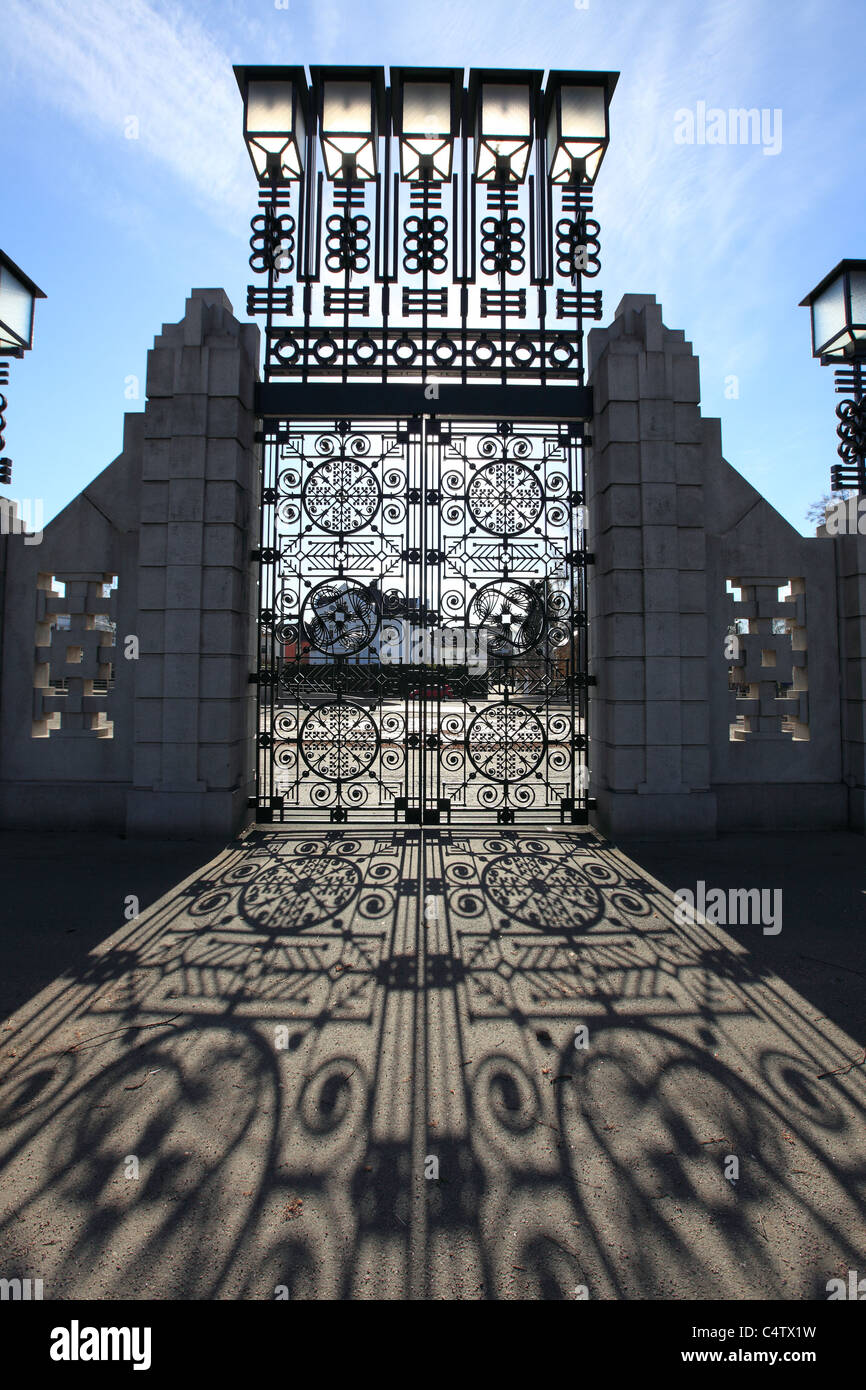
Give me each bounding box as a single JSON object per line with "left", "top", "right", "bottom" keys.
{"left": 253, "top": 414, "right": 591, "bottom": 824}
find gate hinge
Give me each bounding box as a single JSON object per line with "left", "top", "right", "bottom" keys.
{"left": 249, "top": 548, "right": 261, "bottom": 562}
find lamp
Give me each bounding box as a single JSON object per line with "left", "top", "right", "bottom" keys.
{"left": 391, "top": 67, "right": 462, "bottom": 182}
{"left": 0, "top": 250, "right": 46, "bottom": 358}
{"left": 469, "top": 70, "right": 542, "bottom": 184}
{"left": 799, "top": 260, "right": 866, "bottom": 361}
{"left": 311, "top": 66, "right": 385, "bottom": 182}
{"left": 800, "top": 260, "right": 866, "bottom": 492}
{"left": 234, "top": 65, "right": 309, "bottom": 184}
{"left": 545, "top": 70, "right": 618, "bottom": 185}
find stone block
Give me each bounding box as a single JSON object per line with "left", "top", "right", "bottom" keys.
{"left": 201, "top": 611, "right": 244, "bottom": 654}
{"left": 675, "top": 443, "right": 704, "bottom": 484}
{"left": 673, "top": 403, "right": 704, "bottom": 444}
{"left": 680, "top": 614, "right": 708, "bottom": 658}
{"left": 169, "top": 394, "right": 208, "bottom": 437}
{"left": 639, "top": 440, "right": 677, "bottom": 483}
{"left": 642, "top": 525, "right": 679, "bottom": 568}
{"left": 166, "top": 523, "right": 204, "bottom": 566}
{"left": 159, "top": 743, "right": 201, "bottom": 785}
{"left": 604, "top": 612, "right": 645, "bottom": 658}
{"left": 138, "top": 526, "right": 167, "bottom": 566}
{"left": 199, "top": 700, "right": 238, "bottom": 743}
{"left": 644, "top": 611, "right": 681, "bottom": 658}
{"left": 140, "top": 482, "right": 169, "bottom": 523}
{"left": 134, "top": 655, "right": 164, "bottom": 698}
{"left": 164, "top": 564, "right": 203, "bottom": 608}
{"left": 597, "top": 484, "right": 641, "bottom": 531}
{"left": 681, "top": 701, "right": 709, "bottom": 744}
{"left": 601, "top": 659, "right": 646, "bottom": 700}
{"left": 137, "top": 567, "right": 166, "bottom": 609}
{"left": 595, "top": 402, "right": 640, "bottom": 449}
{"left": 168, "top": 479, "right": 205, "bottom": 522}
{"left": 642, "top": 745, "right": 683, "bottom": 791}
{"left": 145, "top": 347, "right": 176, "bottom": 398}
{"left": 176, "top": 346, "right": 208, "bottom": 395}
{"left": 202, "top": 567, "right": 244, "bottom": 611}
{"left": 205, "top": 481, "right": 243, "bottom": 525}
{"left": 681, "top": 746, "right": 710, "bottom": 788}
{"left": 163, "top": 610, "right": 201, "bottom": 653}
{"left": 169, "top": 437, "right": 207, "bottom": 479}
{"left": 605, "top": 746, "right": 646, "bottom": 788}
{"left": 198, "top": 746, "right": 237, "bottom": 788}
{"left": 676, "top": 486, "right": 704, "bottom": 527}
{"left": 644, "top": 569, "right": 679, "bottom": 611}
{"left": 637, "top": 351, "right": 670, "bottom": 399}
{"left": 678, "top": 529, "right": 706, "bottom": 570}
{"left": 645, "top": 657, "right": 681, "bottom": 701}
{"left": 641, "top": 484, "right": 677, "bottom": 525}
{"left": 638, "top": 399, "right": 674, "bottom": 441}
{"left": 162, "top": 699, "right": 199, "bottom": 743}
{"left": 206, "top": 438, "right": 251, "bottom": 483}
{"left": 645, "top": 701, "right": 681, "bottom": 744}
{"left": 163, "top": 654, "right": 200, "bottom": 698}
{"left": 672, "top": 353, "right": 701, "bottom": 403}
{"left": 207, "top": 348, "right": 244, "bottom": 398}
{"left": 203, "top": 525, "right": 246, "bottom": 569}
{"left": 609, "top": 703, "right": 645, "bottom": 743}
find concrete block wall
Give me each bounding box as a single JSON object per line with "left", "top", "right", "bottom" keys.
{"left": 126, "top": 289, "right": 260, "bottom": 837}
{"left": 0, "top": 414, "right": 142, "bottom": 828}
{"left": 587, "top": 294, "right": 717, "bottom": 837}
{"left": 587, "top": 292, "right": 859, "bottom": 838}
{"left": 833, "top": 532, "right": 866, "bottom": 830}
{"left": 0, "top": 289, "right": 260, "bottom": 838}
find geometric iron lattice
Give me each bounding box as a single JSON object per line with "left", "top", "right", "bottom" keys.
{"left": 254, "top": 417, "right": 591, "bottom": 824}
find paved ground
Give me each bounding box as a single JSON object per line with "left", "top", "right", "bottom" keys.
{"left": 0, "top": 825, "right": 864, "bottom": 1300}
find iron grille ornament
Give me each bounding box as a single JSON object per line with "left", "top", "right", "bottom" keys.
{"left": 236, "top": 65, "right": 615, "bottom": 823}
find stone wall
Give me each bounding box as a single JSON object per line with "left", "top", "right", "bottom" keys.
{"left": 0, "top": 289, "right": 260, "bottom": 837}
{"left": 587, "top": 293, "right": 862, "bottom": 838}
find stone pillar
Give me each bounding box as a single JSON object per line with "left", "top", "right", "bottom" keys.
{"left": 835, "top": 530, "right": 866, "bottom": 831}
{"left": 126, "top": 289, "right": 260, "bottom": 838}
{"left": 587, "top": 293, "right": 717, "bottom": 838}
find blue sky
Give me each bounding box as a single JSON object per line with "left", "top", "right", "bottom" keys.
{"left": 2, "top": 0, "right": 863, "bottom": 530}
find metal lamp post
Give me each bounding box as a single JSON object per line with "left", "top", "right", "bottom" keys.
{"left": 0, "top": 249, "right": 46, "bottom": 487}
{"left": 800, "top": 259, "right": 866, "bottom": 492}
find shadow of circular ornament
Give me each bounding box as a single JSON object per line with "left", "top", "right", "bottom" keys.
{"left": 241, "top": 857, "right": 362, "bottom": 933}
{"left": 481, "top": 852, "right": 604, "bottom": 931}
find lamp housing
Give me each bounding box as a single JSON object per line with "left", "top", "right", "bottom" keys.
{"left": 800, "top": 259, "right": 866, "bottom": 361}
{"left": 234, "top": 65, "right": 309, "bottom": 184}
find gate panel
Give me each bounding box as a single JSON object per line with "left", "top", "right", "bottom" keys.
{"left": 254, "top": 416, "right": 589, "bottom": 825}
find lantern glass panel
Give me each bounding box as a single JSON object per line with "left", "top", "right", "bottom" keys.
{"left": 401, "top": 81, "right": 453, "bottom": 180}
{"left": 812, "top": 275, "right": 847, "bottom": 355}
{"left": 323, "top": 81, "right": 372, "bottom": 133}
{"left": 561, "top": 84, "right": 606, "bottom": 138}
{"left": 547, "top": 84, "right": 608, "bottom": 183}
{"left": 482, "top": 83, "right": 530, "bottom": 138}
{"left": 246, "top": 80, "right": 304, "bottom": 179}
{"left": 0, "top": 265, "right": 34, "bottom": 349}
{"left": 248, "top": 81, "right": 294, "bottom": 135}
{"left": 850, "top": 271, "right": 866, "bottom": 344}
{"left": 403, "top": 82, "right": 451, "bottom": 135}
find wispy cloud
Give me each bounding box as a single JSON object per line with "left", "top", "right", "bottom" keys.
{"left": 4, "top": 0, "right": 255, "bottom": 231}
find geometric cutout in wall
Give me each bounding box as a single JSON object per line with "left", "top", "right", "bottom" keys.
{"left": 726, "top": 577, "right": 809, "bottom": 742}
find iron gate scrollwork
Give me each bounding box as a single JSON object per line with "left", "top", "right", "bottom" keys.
{"left": 254, "top": 417, "right": 591, "bottom": 824}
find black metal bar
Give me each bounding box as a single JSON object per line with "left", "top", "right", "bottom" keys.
{"left": 256, "top": 381, "right": 593, "bottom": 420}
